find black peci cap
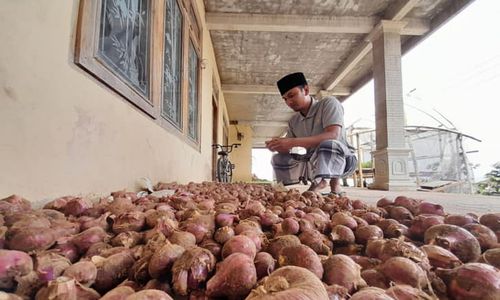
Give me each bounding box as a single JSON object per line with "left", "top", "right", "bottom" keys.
{"left": 276, "top": 72, "right": 308, "bottom": 95}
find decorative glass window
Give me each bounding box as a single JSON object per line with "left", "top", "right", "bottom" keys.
{"left": 162, "top": 0, "right": 183, "bottom": 127}
{"left": 98, "top": 0, "right": 150, "bottom": 98}
{"left": 188, "top": 41, "right": 199, "bottom": 141}
{"left": 76, "top": 0, "right": 202, "bottom": 148}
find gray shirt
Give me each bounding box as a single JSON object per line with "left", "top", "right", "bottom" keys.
{"left": 286, "top": 96, "right": 348, "bottom": 153}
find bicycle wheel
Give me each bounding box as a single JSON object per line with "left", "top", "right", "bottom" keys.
{"left": 226, "top": 161, "right": 233, "bottom": 183}
{"left": 216, "top": 157, "right": 228, "bottom": 182}
{"left": 216, "top": 157, "right": 226, "bottom": 182}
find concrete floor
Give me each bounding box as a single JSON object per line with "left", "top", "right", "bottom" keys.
{"left": 288, "top": 184, "right": 500, "bottom": 215}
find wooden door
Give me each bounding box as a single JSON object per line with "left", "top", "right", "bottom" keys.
{"left": 212, "top": 95, "right": 219, "bottom": 181}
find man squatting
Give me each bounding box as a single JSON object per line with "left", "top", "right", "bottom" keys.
{"left": 265, "top": 72, "right": 357, "bottom": 195}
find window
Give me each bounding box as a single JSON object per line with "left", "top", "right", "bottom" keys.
{"left": 76, "top": 0, "right": 202, "bottom": 147}
{"left": 188, "top": 41, "right": 199, "bottom": 141}
{"left": 162, "top": 0, "right": 183, "bottom": 127}
{"left": 98, "top": 0, "right": 150, "bottom": 98}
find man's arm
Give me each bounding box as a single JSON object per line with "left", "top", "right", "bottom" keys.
{"left": 265, "top": 124, "right": 341, "bottom": 153}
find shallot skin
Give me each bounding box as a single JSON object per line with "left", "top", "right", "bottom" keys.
{"left": 1, "top": 182, "right": 499, "bottom": 300}
{"left": 436, "top": 263, "right": 500, "bottom": 300}
{"left": 322, "top": 254, "right": 366, "bottom": 293}
{"left": 206, "top": 253, "right": 257, "bottom": 298}
{"left": 0, "top": 249, "right": 33, "bottom": 289}
{"left": 245, "top": 266, "right": 329, "bottom": 300}
{"left": 424, "top": 224, "right": 481, "bottom": 263}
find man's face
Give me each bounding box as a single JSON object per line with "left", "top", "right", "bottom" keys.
{"left": 282, "top": 86, "right": 309, "bottom": 112}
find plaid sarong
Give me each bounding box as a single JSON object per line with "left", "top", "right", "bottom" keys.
{"left": 271, "top": 140, "right": 357, "bottom": 185}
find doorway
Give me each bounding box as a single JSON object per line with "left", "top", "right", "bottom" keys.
{"left": 212, "top": 95, "right": 219, "bottom": 181}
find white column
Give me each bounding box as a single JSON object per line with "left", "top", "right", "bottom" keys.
{"left": 367, "top": 21, "right": 414, "bottom": 190}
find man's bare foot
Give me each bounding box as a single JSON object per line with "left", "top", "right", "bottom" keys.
{"left": 330, "top": 178, "right": 344, "bottom": 195}
{"left": 308, "top": 179, "right": 327, "bottom": 192}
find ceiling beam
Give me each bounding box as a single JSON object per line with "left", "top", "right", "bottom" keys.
{"left": 402, "top": 0, "right": 474, "bottom": 55}
{"left": 323, "top": 41, "right": 372, "bottom": 91}
{"left": 384, "top": 0, "right": 420, "bottom": 21}
{"left": 206, "top": 13, "right": 428, "bottom": 36}
{"left": 207, "top": 13, "right": 377, "bottom": 34}
{"left": 323, "top": 0, "right": 420, "bottom": 92}
{"left": 401, "top": 18, "right": 430, "bottom": 36}
{"left": 222, "top": 84, "right": 350, "bottom": 96}
{"left": 222, "top": 84, "right": 297, "bottom": 94}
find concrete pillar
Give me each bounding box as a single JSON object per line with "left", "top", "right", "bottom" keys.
{"left": 367, "top": 21, "right": 414, "bottom": 190}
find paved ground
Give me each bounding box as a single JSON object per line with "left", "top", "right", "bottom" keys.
{"left": 287, "top": 184, "right": 500, "bottom": 215}
{"left": 28, "top": 183, "right": 499, "bottom": 215}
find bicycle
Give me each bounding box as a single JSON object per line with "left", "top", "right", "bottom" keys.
{"left": 212, "top": 143, "right": 241, "bottom": 183}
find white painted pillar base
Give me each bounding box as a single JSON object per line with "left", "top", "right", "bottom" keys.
{"left": 368, "top": 20, "right": 415, "bottom": 191}
{"left": 370, "top": 148, "right": 414, "bottom": 190}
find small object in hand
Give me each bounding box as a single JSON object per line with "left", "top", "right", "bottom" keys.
{"left": 289, "top": 146, "right": 306, "bottom": 155}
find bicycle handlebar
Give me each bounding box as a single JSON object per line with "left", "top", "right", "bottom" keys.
{"left": 212, "top": 143, "right": 241, "bottom": 154}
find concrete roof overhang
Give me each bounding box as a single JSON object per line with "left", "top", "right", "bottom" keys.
{"left": 203, "top": 0, "right": 475, "bottom": 148}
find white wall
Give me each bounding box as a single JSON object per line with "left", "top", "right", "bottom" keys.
{"left": 0, "top": 0, "right": 223, "bottom": 203}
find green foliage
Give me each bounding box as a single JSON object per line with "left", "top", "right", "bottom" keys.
{"left": 477, "top": 162, "right": 500, "bottom": 195}
{"left": 361, "top": 160, "right": 373, "bottom": 169}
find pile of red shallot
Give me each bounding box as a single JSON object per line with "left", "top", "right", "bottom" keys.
{"left": 1, "top": 182, "right": 499, "bottom": 299}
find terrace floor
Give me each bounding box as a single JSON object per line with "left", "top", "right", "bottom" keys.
{"left": 288, "top": 184, "right": 500, "bottom": 215}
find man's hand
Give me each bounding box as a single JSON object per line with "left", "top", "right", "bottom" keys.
{"left": 265, "top": 137, "right": 293, "bottom": 153}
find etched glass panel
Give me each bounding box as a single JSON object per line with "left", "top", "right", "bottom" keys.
{"left": 188, "top": 41, "right": 199, "bottom": 141}
{"left": 162, "top": 0, "right": 183, "bottom": 126}
{"left": 98, "top": 0, "right": 150, "bottom": 97}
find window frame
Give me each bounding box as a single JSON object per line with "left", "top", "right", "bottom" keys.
{"left": 187, "top": 38, "right": 201, "bottom": 142}
{"left": 75, "top": 0, "right": 203, "bottom": 149}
